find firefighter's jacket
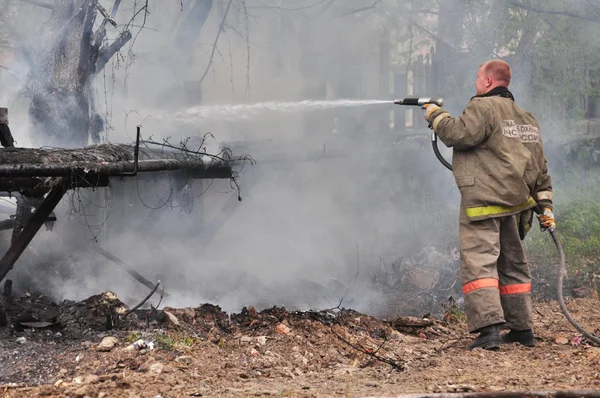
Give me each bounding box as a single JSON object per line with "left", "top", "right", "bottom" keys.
{"left": 428, "top": 87, "right": 553, "bottom": 224}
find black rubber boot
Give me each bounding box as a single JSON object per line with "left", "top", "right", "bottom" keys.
{"left": 501, "top": 329, "right": 535, "bottom": 347}
{"left": 468, "top": 324, "right": 501, "bottom": 350}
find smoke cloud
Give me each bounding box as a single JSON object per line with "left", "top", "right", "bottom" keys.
{"left": 0, "top": 0, "right": 589, "bottom": 318}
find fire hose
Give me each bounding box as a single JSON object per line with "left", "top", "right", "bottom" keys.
{"left": 394, "top": 97, "right": 600, "bottom": 345}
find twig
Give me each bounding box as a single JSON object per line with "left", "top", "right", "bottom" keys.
{"left": 323, "top": 297, "right": 344, "bottom": 312}
{"left": 359, "top": 337, "right": 388, "bottom": 368}
{"left": 19, "top": 0, "right": 51, "bottom": 9}
{"left": 92, "top": 245, "right": 170, "bottom": 297}
{"left": 97, "top": 3, "right": 118, "bottom": 27}
{"left": 333, "top": 0, "right": 381, "bottom": 17}
{"left": 123, "top": 281, "right": 160, "bottom": 318}
{"left": 334, "top": 329, "right": 404, "bottom": 371}
{"left": 240, "top": 0, "right": 251, "bottom": 98}
{"left": 508, "top": 1, "right": 600, "bottom": 23}
{"left": 145, "top": 285, "right": 165, "bottom": 328}
{"left": 199, "top": 0, "right": 234, "bottom": 84}
{"left": 435, "top": 337, "right": 468, "bottom": 353}
{"left": 141, "top": 136, "right": 255, "bottom": 165}
{"left": 247, "top": 0, "right": 329, "bottom": 12}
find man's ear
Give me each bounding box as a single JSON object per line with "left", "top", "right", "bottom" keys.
{"left": 486, "top": 75, "right": 493, "bottom": 87}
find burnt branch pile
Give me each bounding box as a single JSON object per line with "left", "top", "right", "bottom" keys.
{"left": 0, "top": 142, "right": 245, "bottom": 196}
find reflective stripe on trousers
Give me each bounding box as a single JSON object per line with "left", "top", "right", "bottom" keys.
{"left": 459, "top": 208, "right": 534, "bottom": 332}
{"left": 463, "top": 278, "right": 531, "bottom": 295}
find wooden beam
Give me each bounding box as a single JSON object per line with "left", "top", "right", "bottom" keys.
{"left": 0, "top": 144, "right": 235, "bottom": 195}
{"left": 0, "top": 179, "right": 68, "bottom": 283}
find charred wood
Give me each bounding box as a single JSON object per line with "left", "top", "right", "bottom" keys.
{"left": 92, "top": 246, "right": 170, "bottom": 298}
{"left": 29, "top": 0, "right": 132, "bottom": 146}
{"left": 0, "top": 218, "right": 16, "bottom": 231}
{"left": 3, "top": 279, "right": 11, "bottom": 299}
{"left": 0, "top": 298, "right": 5, "bottom": 327}
{"left": 0, "top": 179, "right": 68, "bottom": 283}
{"left": 94, "top": 30, "right": 132, "bottom": 73}
{"left": 96, "top": 3, "right": 118, "bottom": 27}
{"left": 0, "top": 144, "right": 234, "bottom": 196}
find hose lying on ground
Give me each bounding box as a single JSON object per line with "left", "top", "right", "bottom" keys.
{"left": 551, "top": 230, "right": 600, "bottom": 345}
{"left": 432, "top": 134, "right": 600, "bottom": 345}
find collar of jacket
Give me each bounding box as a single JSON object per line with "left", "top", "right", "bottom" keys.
{"left": 471, "top": 86, "right": 515, "bottom": 101}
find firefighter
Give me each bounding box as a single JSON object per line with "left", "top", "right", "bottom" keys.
{"left": 422, "top": 60, "right": 555, "bottom": 350}
{"left": 0, "top": 107, "right": 14, "bottom": 147}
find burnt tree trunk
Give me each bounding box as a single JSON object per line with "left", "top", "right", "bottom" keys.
{"left": 28, "top": 0, "right": 131, "bottom": 148}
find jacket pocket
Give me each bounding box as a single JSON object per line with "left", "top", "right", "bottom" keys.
{"left": 453, "top": 153, "right": 475, "bottom": 187}
{"left": 456, "top": 175, "right": 475, "bottom": 187}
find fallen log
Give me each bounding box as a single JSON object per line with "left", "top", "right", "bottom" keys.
{"left": 0, "top": 143, "right": 234, "bottom": 196}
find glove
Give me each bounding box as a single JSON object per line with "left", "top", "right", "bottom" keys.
{"left": 423, "top": 103, "right": 441, "bottom": 124}
{"left": 537, "top": 207, "right": 555, "bottom": 232}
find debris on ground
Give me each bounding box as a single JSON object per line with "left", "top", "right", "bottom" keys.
{"left": 0, "top": 288, "right": 598, "bottom": 397}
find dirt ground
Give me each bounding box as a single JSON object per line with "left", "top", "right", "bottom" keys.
{"left": 0, "top": 290, "right": 599, "bottom": 398}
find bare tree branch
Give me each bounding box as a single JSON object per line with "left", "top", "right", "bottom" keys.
{"left": 111, "top": 0, "right": 122, "bottom": 16}
{"left": 19, "top": 0, "right": 52, "bottom": 9}
{"left": 509, "top": 1, "right": 600, "bottom": 22}
{"left": 247, "top": 0, "right": 330, "bottom": 12}
{"left": 96, "top": 2, "right": 117, "bottom": 27}
{"left": 199, "top": 0, "right": 234, "bottom": 84}
{"left": 333, "top": 0, "right": 380, "bottom": 17}
{"left": 122, "top": 281, "right": 161, "bottom": 318}
{"left": 397, "top": 14, "right": 463, "bottom": 55}
{"left": 95, "top": 30, "right": 132, "bottom": 73}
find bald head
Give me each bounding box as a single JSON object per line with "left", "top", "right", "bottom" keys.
{"left": 475, "top": 59, "right": 512, "bottom": 95}
{"left": 482, "top": 60, "right": 511, "bottom": 86}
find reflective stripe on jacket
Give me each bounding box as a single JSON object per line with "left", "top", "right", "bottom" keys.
{"left": 429, "top": 94, "right": 553, "bottom": 221}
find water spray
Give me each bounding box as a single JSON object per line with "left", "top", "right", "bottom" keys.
{"left": 394, "top": 96, "right": 600, "bottom": 345}
{"left": 167, "top": 99, "right": 395, "bottom": 124}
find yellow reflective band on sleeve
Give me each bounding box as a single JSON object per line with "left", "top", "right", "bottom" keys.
{"left": 536, "top": 190, "right": 553, "bottom": 201}
{"left": 465, "top": 196, "right": 537, "bottom": 219}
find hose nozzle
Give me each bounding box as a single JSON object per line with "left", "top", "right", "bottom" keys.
{"left": 394, "top": 97, "right": 444, "bottom": 107}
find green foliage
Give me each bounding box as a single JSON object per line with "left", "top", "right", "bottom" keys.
{"left": 125, "top": 332, "right": 142, "bottom": 343}
{"left": 525, "top": 167, "right": 600, "bottom": 285}
{"left": 442, "top": 299, "right": 467, "bottom": 323}
{"left": 180, "top": 335, "right": 195, "bottom": 347}
{"left": 155, "top": 334, "right": 175, "bottom": 350}
{"left": 563, "top": 136, "right": 600, "bottom": 166}
{"left": 155, "top": 330, "right": 198, "bottom": 351}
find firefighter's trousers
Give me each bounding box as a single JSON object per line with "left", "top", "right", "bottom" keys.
{"left": 459, "top": 209, "right": 533, "bottom": 333}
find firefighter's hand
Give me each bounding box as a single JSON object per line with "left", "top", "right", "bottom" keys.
{"left": 423, "top": 103, "right": 441, "bottom": 123}
{"left": 537, "top": 207, "right": 555, "bottom": 232}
